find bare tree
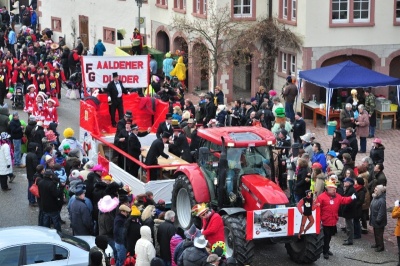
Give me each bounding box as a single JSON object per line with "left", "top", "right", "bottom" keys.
{"left": 171, "top": 0, "right": 244, "bottom": 89}
{"left": 237, "top": 18, "right": 302, "bottom": 90}
{"left": 70, "top": 17, "right": 77, "bottom": 48}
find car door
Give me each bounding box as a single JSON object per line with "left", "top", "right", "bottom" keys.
{"left": 0, "top": 246, "right": 23, "bottom": 266}
{"left": 23, "top": 244, "right": 69, "bottom": 265}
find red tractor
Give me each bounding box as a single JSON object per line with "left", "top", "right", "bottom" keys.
{"left": 171, "top": 127, "right": 323, "bottom": 265}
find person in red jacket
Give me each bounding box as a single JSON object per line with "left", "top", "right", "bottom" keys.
{"left": 192, "top": 203, "right": 225, "bottom": 247}
{"left": 317, "top": 181, "right": 356, "bottom": 260}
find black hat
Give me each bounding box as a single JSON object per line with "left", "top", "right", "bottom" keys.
{"left": 124, "top": 110, "right": 132, "bottom": 118}
{"left": 279, "top": 129, "right": 288, "bottom": 137}
{"left": 162, "top": 132, "right": 171, "bottom": 139}
{"left": 356, "top": 177, "right": 365, "bottom": 186}
{"left": 43, "top": 169, "right": 54, "bottom": 178}
{"left": 286, "top": 76, "right": 292, "bottom": 82}
{"left": 130, "top": 123, "right": 139, "bottom": 130}
{"left": 166, "top": 113, "right": 172, "bottom": 119}
{"left": 112, "top": 72, "right": 118, "bottom": 78}
{"left": 296, "top": 112, "right": 302, "bottom": 116}
{"left": 95, "top": 235, "right": 108, "bottom": 250}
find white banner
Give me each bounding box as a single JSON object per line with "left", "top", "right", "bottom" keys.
{"left": 81, "top": 55, "right": 149, "bottom": 88}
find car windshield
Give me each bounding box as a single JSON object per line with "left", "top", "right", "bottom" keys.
{"left": 227, "top": 146, "right": 272, "bottom": 177}
{"left": 57, "top": 231, "right": 90, "bottom": 252}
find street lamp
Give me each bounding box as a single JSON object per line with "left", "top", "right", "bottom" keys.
{"left": 135, "top": 0, "right": 143, "bottom": 32}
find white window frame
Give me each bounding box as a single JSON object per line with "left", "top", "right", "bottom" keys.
{"left": 283, "top": 0, "right": 288, "bottom": 19}
{"left": 291, "top": 0, "right": 296, "bottom": 21}
{"left": 332, "top": 0, "right": 349, "bottom": 23}
{"left": 233, "top": 0, "right": 252, "bottom": 18}
{"left": 203, "top": 0, "right": 207, "bottom": 14}
{"left": 353, "top": 0, "right": 370, "bottom": 22}
{"left": 183, "top": 0, "right": 186, "bottom": 9}
{"left": 290, "top": 55, "right": 296, "bottom": 75}
{"left": 196, "top": 0, "right": 200, "bottom": 13}
{"left": 282, "top": 53, "right": 287, "bottom": 73}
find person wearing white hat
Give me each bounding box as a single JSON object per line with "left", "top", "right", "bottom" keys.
{"left": 300, "top": 133, "right": 314, "bottom": 158}
{"left": 0, "top": 132, "right": 12, "bottom": 191}
{"left": 178, "top": 235, "right": 209, "bottom": 266}
{"left": 44, "top": 98, "right": 58, "bottom": 128}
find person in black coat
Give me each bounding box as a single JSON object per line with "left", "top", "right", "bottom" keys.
{"left": 145, "top": 132, "right": 171, "bottom": 181}
{"left": 85, "top": 167, "right": 104, "bottom": 202}
{"left": 169, "top": 129, "right": 192, "bottom": 163}
{"left": 369, "top": 138, "right": 385, "bottom": 165}
{"left": 31, "top": 121, "right": 46, "bottom": 160}
{"left": 75, "top": 38, "right": 84, "bottom": 55}
{"left": 9, "top": 112, "right": 24, "bottom": 167}
{"left": 37, "top": 169, "right": 63, "bottom": 231}
{"left": 353, "top": 177, "right": 366, "bottom": 239}
{"left": 114, "top": 204, "right": 131, "bottom": 266}
{"left": 156, "top": 113, "right": 174, "bottom": 139}
{"left": 107, "top": 72, "right": 129, "bottom": 127}
{"left": 114, "top": 122, "right": 131, "bottom": 170}
{"left": 214, "top": 87, "right": 224, "bottom": 105}
{"left": 331, "top": 130, "right": 342, "bottom": 153}
{"left": 339, "top": 177, "right": 357, "bottom": 245}
{"left": 293, "top": 112, "right": 306, "bottom": 143}
{"left": 69, "top": 187, "right": 93, "bottom": 236}
{"left": 345, "top": 128, "right": 358, "bottom": 162}
{"left": 124, "top": 205, "right": 142, "bottom": 256}
{"left": 128, "top": 124, "right": 150, "bottom": 178}
{"left": 157, "top": 211, "right": 177, "bottom": 265}
{"left": 204, "top": 95, "right": 216, "bottom": 125}
{"left": 26, "top": 142, "right": 39, "bottom": 206}
{"left": 115, "top": 110, "right": 132, "bottom": 138}
{"left": 61, "top": 47, "right": 70, "bottom": 79}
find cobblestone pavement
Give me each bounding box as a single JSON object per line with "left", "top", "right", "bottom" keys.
{"left": 185, "top": 91, "right": 399, "bottom": 248}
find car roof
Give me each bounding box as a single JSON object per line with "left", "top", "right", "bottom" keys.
{"left": 197, "top": 126, "right": 276, "bottom": 147}
{"left": 0, "top": 226, "right": 62, "bottom": 248}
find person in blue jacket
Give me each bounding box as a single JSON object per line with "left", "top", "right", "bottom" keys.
{"left": 93, "top": 39, "right": 106, "bottom": 56}
{"left": 311, "top": 142, "right": 327, "bottom": 172}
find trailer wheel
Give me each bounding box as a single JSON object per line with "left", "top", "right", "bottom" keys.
{"left": 171, "top": 174, "right": 198, "bottom": 229}
{"left": 285, "top": 232, "right": 324, "bottom": 264}
{"left": 223, "top": 214, "right": 255, "bottom": 266}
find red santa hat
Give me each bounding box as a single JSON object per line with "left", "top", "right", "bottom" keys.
{"left": 47, "top": 98, "right": 56, "bottom": 105}
{"left": 27, "top": 84, "right": 36, "bottom": 91}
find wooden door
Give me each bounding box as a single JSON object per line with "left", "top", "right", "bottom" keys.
{"left": 79, "top": 15, "right": 89, "bottom": 49}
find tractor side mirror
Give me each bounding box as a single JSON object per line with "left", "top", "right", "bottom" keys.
{"left": 198, "top": 147, "right": 211, "bottom": 166}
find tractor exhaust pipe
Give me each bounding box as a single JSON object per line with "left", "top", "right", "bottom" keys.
{"left": 218, "top": 137, "right": 228, "bottom": 209}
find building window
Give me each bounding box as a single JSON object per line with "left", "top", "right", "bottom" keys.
{"left": 103, "top": 27, "right": 116, "bottom": 44}
{"left": 233, "top": 0, "right": 252, "bottom": 17}
{"left": 278, "top": 0, "right": 297, "bottom": 25}
{"left": 291, "top": 0, "right": 296, "bottom": 20}
{"left": 174, "top": 0, "right": 186, "bottom": 9}
{"left": 156, "top": 0, "right": 168, "bottom": 8}
{"left": 51, "top": 17, "right": 62, "bottom": 32}
{"left": 193, "top": 0, "right": 206, "bottom": 16}
{"left": 282, "top": 53, "right": 287, "bottom": 73}
{"left": 330, "top": 0, "right": 374, "bottom": 26}
{"left": 279, "top": 52, "right": 296, "bottom": 76}
{"left": 395, "top": 0, "right": 400, "bottom": 24}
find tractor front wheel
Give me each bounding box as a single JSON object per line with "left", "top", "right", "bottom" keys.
{"left": 285, "top": 232, "right": 324, "bottom": 264}
{"left": 171, "top": 174, "right": 198, "bottom": 230}
{"left": 223, "top": 214, "right": 255, "bottom": 266}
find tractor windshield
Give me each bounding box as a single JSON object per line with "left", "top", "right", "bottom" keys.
{"left": 227, "top": 146, "right": 272, "bottom": 178}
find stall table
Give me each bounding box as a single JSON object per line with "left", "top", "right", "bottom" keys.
{"left": 301, "top": 102, "right": 341, "bottom": 127}
{"left": 375, "top": 110, "right": 397, "bottom": 130}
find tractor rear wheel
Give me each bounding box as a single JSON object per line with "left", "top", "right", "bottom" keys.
{"left": 171, "top": 175, "right": 198, "bottom": 230}
{"left": 285, "top": 232, "right": 324, "bottom": 264}
{"left": 223, "top": 214, "right": 255, "bottom": 266}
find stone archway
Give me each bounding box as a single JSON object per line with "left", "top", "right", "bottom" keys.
{"left": 155, "top": 30, "right": 170, "bottom": 53}
{"left": 389, "top": 55, "right": 400, "bottom": 104}
{"left": 232, "top": 52, "right": 253, "bottom": 100}
{"left": 191, "top": 42, "right": 209, "bottom": 91}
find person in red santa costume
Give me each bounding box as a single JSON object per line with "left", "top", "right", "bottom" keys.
{"left": 191, "top": 203, "right": 225, "bottom": 247}
{"left": 27, "top": 67, "right": 37, "bottom": 86}
{"left": 48, "top": 74, "right": 57, "bottom": 98}
{"left": 23, "top": 84, "right": 37, "bottom": 116}
{"left": 43, "top": 98, "right": 58, "bottom": 128}
{"left": 33, "top": 92, "right": 47, "bottom": 123}
{"left": 53, "top": 62, "right": 66, "bottom": 100}
{"left": 34, "top": 72, "right": 49, "bottom": 95}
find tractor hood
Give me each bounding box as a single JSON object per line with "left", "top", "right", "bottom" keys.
{"left": 241, "top": 174, "right": 289, "bottom": 206}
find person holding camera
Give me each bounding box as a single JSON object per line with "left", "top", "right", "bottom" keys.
{"left": 294, "top": 158, "right": 311, "bottom": 203}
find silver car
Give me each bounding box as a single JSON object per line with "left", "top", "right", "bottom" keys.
{"left": 0, "top": 226, "right": 113, "bottom": 266}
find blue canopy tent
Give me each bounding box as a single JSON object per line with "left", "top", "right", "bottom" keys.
{"left": 298, "top": 60, "right": 400, "bottom": 124}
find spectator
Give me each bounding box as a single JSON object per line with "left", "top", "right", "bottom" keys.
{"left": 178, "top": 235, "right": 209, "bottom": 266}
{"left": 170, "top": 227, "right": 184, "bottom": 266}
{"left": 214, "top": 86, "right": 224, "bottom": 105}
{"left": 345, "top": 128, "right": 358, "bottom": 162}
{"left": 368, "top": 163, "right": 387, "bottom": 196}
{"left": 163, "top": 52, "right": 174, "bottom": 78}
{"left": 173, "top": 224, "right": 200, "bottom": 265}
{"left": 125, "top": 205, "right": 142, "bottom": 257}
{"left": 69, "top": 184, "right": 92, "bottom": 235}
{"left": 93, "top": 39, "right": 106, "bottom": 56}
{"left": 311, "top": 142, "right": 326, "bottom": 172}
{"left": 0, "top": 132, "right": 12, "bottom": 191}
{"left": 157, "top": 210, "right": 176, "bottom": 266}
{"left": 204, "top": 95, "right": 216, "bottom": 125}
{"left": 370, "top": 138, "right": 385, "bottom": 165}
{"left": 37, "top": 169, "right": 63, "bottom": 231}
{"left": 294, "top": 158, "right": 311, "bottom": 203}
{"left": 282, "top": 76, "right": 298, "bottom": 123}
{"left": 300, "top": 133, "right": 314, "bottom": 159}
{"left": 369, "top": 185, "right": 387, "bottom": 252}
{"left": 339, "top": 178, "right": 357, "bottom": 245}
{"left": 340, "top": 103, "right": 355, "bottom": 140}
{"left": 353, "top": 177, "right": 366, "bottom": 239}
{"left": 339, "top": 153, "right": 355, "bottom": 182}
{"left": 141, "top": 205, "right": 156, "bottom": 246}
{"left": 364, "top": 88, "right": 376, "bottom": 138}
{"left": 26, "top": 142, "right": 39, "bottom": 206}
{"left": 326, "top": 150, "right": 343, "bottom": 177}
{"left": 88, "top": 235, "right": 110, "bottom": 266}
{"left": 337, "top": 139, "right": 352, "bottom": 162}
{"left": 98, "top": 195, "right": 119, "bottom": 262}
{"left": 311, "top": 162, "right": 325, "bottom": 197}
{"left": 149, "top": 54, "right": 158, "bottom": 75}
{"left": 80, "top": 160, "right": 95, "bottom": 180}
{"left": 355, "top": 104, "right": 369, "bottom": 153}
{"left": 293, "top": 112, "right": 306, "bottom": 143}
{"left": 9, "top": 111, "right": 24, "bottom": 167}
{"left": 114, "top": 204, "right": 131, "bottom": 266}
{"left": 330, "top": 130, "right": 342, "bottom": 152}
{"left": 58, "top": 127, "right": 86, "bottom": 156}
{"left": 85, "top": 164, "right": 105, "bottom": 202}
{"left": 135, "top": 226, "right": 156, "bottom": 266}
{"left": 391, "top": 199, "right": 400, "bottom": 265}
